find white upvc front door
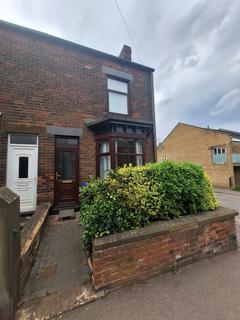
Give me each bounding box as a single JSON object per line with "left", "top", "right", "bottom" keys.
{"left": 7, "top": 134, "right": 38, "bottom": 213}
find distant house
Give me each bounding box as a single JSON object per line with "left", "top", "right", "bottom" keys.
{"left": 0, "top": 20, "right": 156, "bottom": 213}
{"left": 157, "top": 123, "right": 240, "bottom": 188}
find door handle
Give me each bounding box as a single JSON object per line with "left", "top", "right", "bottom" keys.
{"left": 56, "top": 172, "right": 61, "bottom": 180}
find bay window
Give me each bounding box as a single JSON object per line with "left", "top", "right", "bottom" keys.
{"left": 88, "top": 118, "right": 152, "bottom": 179}
{"left": 99, "top": 141, "right": 111, "bottom": 178}
{"left": 115, "top": 139, "right": 143, "bottom": 167}
{"left": 97, "top": 138, "right": 143, "bottom": 178}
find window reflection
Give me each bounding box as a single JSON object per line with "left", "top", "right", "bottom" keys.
{"left": 58, "top": 151, "right": 76, "bottom": 180}
{"left": 98, "top": 139, "right": 143, "bottom": 177}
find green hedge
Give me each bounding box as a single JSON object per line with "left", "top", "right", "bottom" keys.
{"left": 80, "top": 161, "right": 218, "bottom": 250}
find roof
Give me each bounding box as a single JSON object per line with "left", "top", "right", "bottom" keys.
{"left": 160, "top": 122, "right": 240, "bottom": 144}
{"left": 86, "top": 116, "right": 153, "bottom": 128}
{"left": 217, "top": 129, "right": 240, "bottom": 140}
{"left": 86, "top": 116, "right": 153, "bottom": 136}
{"left": 0, "top": 19, "right": 155, "bottom": 73}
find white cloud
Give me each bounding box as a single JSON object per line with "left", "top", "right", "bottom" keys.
{"left": 211, "top": 89, "right": 240, "bottom": 116}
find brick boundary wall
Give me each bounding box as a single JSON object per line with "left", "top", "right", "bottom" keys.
{"left": 20, "top": 202, "right": 50, "bottom": 290}
{"left": 91, "top": 207, "right": 238, "bottom": 291}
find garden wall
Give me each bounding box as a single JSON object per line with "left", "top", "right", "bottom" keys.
{"left": 20, "top": 202, "right": 50, "bottom": 290}
{"left": 91, "top": 207, "right": 238, "bottom": 290}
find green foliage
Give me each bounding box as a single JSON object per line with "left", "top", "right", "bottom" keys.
{"left": 80, "top": 161, "right": 218, "bottom": 250}
{"left": 232, "top": 185, "right": 240, "bottom": 192}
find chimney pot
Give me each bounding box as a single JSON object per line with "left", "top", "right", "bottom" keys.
{"left": 119, "top": 45, "right": 132, "bottom": 61}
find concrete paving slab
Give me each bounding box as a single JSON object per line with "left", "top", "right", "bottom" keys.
{"left": 16, "top": 283, "right": 104, "bottom": 320}
{"left": 22, "top": 215, "right": 90, "bottom": 301}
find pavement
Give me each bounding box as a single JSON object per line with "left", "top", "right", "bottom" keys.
{"left": 214, "top": 188, "right": 240, "bottom": 197}
{"left": 57, "top": 251, "right": 240, "bottom": 320}
{"left": 16, "top": 214, "right": 98, "bottom": 320}
{"left": 23, "top": 215, "right": 90, "bottom": 300}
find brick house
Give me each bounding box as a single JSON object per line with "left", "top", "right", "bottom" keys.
{"left": 0, "top": 20, "right": 156, "bottom": 213}
{"left": 157, "top": 123, "right": 240, "bottom": 188}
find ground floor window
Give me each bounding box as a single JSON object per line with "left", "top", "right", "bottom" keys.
{"left": 97, "top": 138, "right": 144, "bottom": 178}
{"left": 99, "top": 141, "right": 111, "bottom": 178}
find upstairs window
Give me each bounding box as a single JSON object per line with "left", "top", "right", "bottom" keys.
{"left": 212, "top": 147, "right": 227, "bottom": 164}
{"left": 108, "top": 78, "right": 128, "bottom": 114}
{"left": 232, "top": 153, "right": 240, "bottom": 163}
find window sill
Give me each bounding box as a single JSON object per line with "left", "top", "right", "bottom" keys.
{"left": 107, "top": 111, "right": 129, "bottom": 117}
{"left": 212, "top": 163, "right": 228, "bottom": 165}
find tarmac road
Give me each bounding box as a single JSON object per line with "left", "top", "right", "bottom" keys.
{"left": 216, "top": 192, "right": 240, "bottom": 222}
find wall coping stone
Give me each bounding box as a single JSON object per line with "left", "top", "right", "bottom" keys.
{"left": 21, "top": 202, "right": 50, "bottom": 257}
{"left": 93, "top": 207, "right": 238, "bottom": 251}
{"left": 0, "top": 187, "right": 19, "bottom": 204}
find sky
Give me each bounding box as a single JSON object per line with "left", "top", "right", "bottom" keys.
{"left": 1, "top": 0, "right": 239, "bottom": 142}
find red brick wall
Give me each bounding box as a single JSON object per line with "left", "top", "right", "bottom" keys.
{"left": 0, "top": 23, "right": 155, "bottom": 204}
{"left": 91, "top": 207, "right": 237, "bottom": 290}
{"left": 36, "top": 135, "right": 54, "bottom": 203}
{"left": 144, "top": 132, "right": 155, "bottom": 163}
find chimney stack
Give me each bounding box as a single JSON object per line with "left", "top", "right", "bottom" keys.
{"left": 119, "top": 45, "right": 132, "bottom": 61}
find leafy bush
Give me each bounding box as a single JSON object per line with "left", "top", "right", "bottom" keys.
{"left": 80, "top": 161, "right": 218, "bottom": 250}
{"left": 232, "top": 185, "right": 240, "bottom": 192}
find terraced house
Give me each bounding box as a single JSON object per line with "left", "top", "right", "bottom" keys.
{"left": 157, "top": 123, "right": 240, "bottom": 188}
{"left": 0, "top": 20, "right": 156, "bottom": 213}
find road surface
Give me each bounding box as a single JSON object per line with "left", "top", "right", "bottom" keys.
{"left": 216, "top": 192, "right": 240, "bottom": 222}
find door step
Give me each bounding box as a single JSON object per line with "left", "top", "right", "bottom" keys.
{"left": 58, "top": 208, "right": 75, "bottom": 221}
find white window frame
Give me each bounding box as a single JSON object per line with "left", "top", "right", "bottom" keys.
{"left": 107, "top": 77, "right": 129, "bottom": 115}
{"left": 161, "top": 155, "right": 167, "bottom": 161}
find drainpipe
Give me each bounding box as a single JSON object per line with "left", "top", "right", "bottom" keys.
{"left": 229, "top": 140, "right": 235, "bottom": 187}
{"left": 150, "top": 73, "right": 157, "bottom": 163}
{"left": 0, "top": 112, "right": 3, "bottom": 128}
